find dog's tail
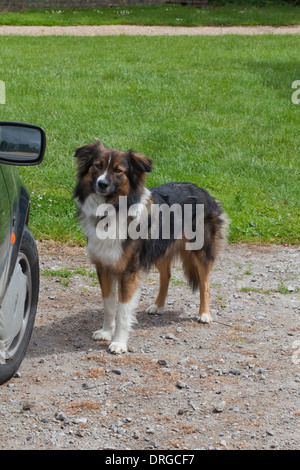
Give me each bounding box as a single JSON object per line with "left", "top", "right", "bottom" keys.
{"left": 183, "top": 204, "right": 229, "bottom": 292}
{"left": 216, "top": 207, "right": 230, "bottom": 254}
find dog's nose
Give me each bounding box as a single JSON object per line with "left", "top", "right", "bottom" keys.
{"left": 97, "top": 178, "right": 109, "bottom": 191}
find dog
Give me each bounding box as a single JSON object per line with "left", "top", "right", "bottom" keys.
{"left": 73, "top": 140, "right": 228, "bottom": 354}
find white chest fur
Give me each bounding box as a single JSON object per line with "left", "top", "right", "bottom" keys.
{"left": 79, "top": 193, "right": 124, "bottom": 267}
{"left": 78, "top": 189, "right": 151, "bottom": 268}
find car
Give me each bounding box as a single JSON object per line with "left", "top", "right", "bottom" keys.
{"left": 0, "top": 121, "right": 46, "bottom": 385}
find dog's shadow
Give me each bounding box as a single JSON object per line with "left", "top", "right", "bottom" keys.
{"left": 27, "top": 307, "right": 197, "bottom": 359}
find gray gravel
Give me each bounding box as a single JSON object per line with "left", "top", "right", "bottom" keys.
{"left": 0, "top": 241, "right": 299, "bottom": 450}
{"left": 1, "top": 25, "right": 300, "bottom": 37}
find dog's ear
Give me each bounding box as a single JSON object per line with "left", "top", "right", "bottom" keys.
{"left": 125, "top": 150, "right": 152, "bottom": 190}
{"left": 126, "top": 150, "right": 152, "bottom": 174}
{"left": 73, "top": 140, "right": 105, "bottom": 176}
{"left": 94, "top": 139, "right": 106, "bottom": 150}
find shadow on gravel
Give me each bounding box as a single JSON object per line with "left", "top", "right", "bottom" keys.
{"left": 27, "top": 307, "right": 201, "bottom": 359}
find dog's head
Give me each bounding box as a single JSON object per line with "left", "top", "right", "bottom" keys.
{"left": 74, "top": 140, "right": 152, "bottom": 201}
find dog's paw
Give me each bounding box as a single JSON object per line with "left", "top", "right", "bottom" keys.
{"left": 92, "top": 329, "right": 113, "bottom": 341}
{"left": 109, "top": 341, "right": 127, "bottom": 354}
{"left": 146, "top": 304, "right": 164, "bottom": 315}
{"left": 199, "top": 313, "right": 212, "bottom": 324}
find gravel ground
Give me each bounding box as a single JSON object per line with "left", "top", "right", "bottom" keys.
{"left": 0, "top": 241, "right": 299, "bottom": 450}
{"left": 0, "top": 25, "right": 300, "bottom": 36}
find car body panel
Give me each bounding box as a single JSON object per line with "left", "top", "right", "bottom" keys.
{"left": 0, "top": 122, "right": 45, "bottom": 382}
{"left": 0, "top": 164, "right": 30, "bottom": 304}
{"left": 0, "top": 166, "right": 12, "bottom": 303}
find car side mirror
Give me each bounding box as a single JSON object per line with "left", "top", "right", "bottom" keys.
{"left": 0, "top": 121, "right": 46, "bottom": 166}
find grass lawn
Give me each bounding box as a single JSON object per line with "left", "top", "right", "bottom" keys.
{"left": 0, "top": 4, "right": 300, "bottom": 27}
{"left": 0, "top": 35, "right": 299, "bottom": 245}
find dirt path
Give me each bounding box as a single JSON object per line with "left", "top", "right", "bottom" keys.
{"left": 0, "top": 24, "right": 300, "bottom": 36}
{"left": 0, "top": 241, "right": 299, "bottom": 450}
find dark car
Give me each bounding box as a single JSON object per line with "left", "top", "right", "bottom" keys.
{"left": 0, "top": 121, "right": 46, "bottom": 385}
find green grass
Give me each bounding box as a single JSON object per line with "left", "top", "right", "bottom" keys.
{"left": 0, "top": 4, "right": 300, "bottom": 27}
{"left": 0, "top": 35, "right": 299, "bottom": 245}
{"left": 42, "top": 266, "right": 95, "bottom": 286}
{"left": 240, "top": 284, "right": 300, "bottom": 294}
{"left": 42, "top": 267, "right": 72, "bottom": 286}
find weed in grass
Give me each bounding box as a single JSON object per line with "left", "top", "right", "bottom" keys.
{"left": 170, "top": 278, "right": 187, "bottom": 286}
{"left": 73, "top": 267, "right": 87, "bottom": 275}
{"left": 278, "top": 282, "right": 289, "bottom": 294}
{"left": 42, "top": 268, "right": 72, "bottom": 278}
{"left": 240, "top": 284, "right": 299, "bottom": 295}
{"left": 41, "top": 266, "right": 93, "bottom": 286}
{"left": 42, "top": 268, "right": 72, "bottom": 286}
{"left": 240, "top": 287, "right": 270, "bottom": 294}
{"left": 88, "top": 270, "right": 99, "bottom": 286}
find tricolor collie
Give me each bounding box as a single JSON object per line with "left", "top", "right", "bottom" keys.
{"left": 74, "top": 140, "right": 228, "bottom": 354}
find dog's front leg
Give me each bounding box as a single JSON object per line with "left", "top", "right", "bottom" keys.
{"left": 109, "top": 272, "right": 140, "bottom": 354}
{"left": 93, "top": 265, "right": 117, "bottom": 342}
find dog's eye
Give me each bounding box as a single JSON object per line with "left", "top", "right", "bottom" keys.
{"left": 96, "top": 161, "right": 104, "bottom": 170}
{"left": 113, "top": 167, "right": 123, "bottom": 174}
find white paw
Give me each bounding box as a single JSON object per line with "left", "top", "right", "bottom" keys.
{"left": 109, "top": 341, "right": 127, "bottom": 354}
{"left": 199, "top": 313, "right": 212, "bottom": 324}
{"left": 146, "top": 304, "right": 164, "bottom": 315}
{"left": 92, "top": 329, "right": 113, "bottom": 341}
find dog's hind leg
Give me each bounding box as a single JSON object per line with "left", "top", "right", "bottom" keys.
{"left": 109, "top": 272, "right": 140, "bottom": 354}
{"left": 146, "top": 258, "right": 171, "bottom": 315}
{"left": 193, "top": 256, "right": 213, "bottom": 324}
{"left": 93, "top": 265, "right": 117, "bottom": 342}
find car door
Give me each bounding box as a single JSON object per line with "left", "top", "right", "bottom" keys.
{"left": 0, "top": 165, "right": 11, "bottom": 302}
